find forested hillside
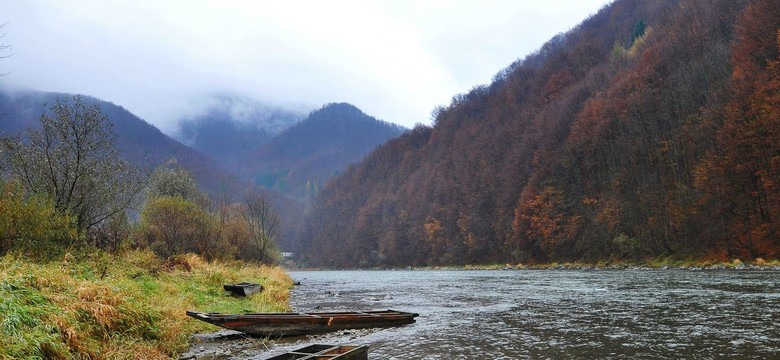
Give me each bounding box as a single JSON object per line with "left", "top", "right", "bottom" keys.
{"left": 0, "top": 91, "right": 407, "bottom": 256}
{"left": 175, "top": 93, "right": 305, "bottom": 174}
{"left": 302, "top": 0, "right": 779, "bottom": 267}
{"left": 244, "top": 103, "right": 406, "bottom": 198}
{"left": 0, "top": 90, "right": 248, "bottom": 197}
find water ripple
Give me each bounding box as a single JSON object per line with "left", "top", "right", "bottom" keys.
{"left": 195, "top": 269, "right": 780, "bottom": 359}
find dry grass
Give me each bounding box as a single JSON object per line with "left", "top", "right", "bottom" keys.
{"left": 0, "top": 249, "right": 292, "bottom": 359}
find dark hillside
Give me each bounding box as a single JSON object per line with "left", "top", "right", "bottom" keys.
{"left": 174, "top": 94, "right": 305, "bottom": 174}
{"left": 0, "top": 90, "right": 248, "bottom": 198}
{"left": 244, "top": 103, "right": 406, "bottom": 198}
{"left": 302, "top": 0, "right": 779, "bottom": 267}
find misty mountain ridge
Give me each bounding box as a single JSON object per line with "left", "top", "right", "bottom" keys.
{"left": 1, "top": 88, "right": 408, "bottom": 255}
{"left": 166, "top": 92, "right": 408, "bottom": 199}
{"left": 244, "top": 102, "right": 407, "bottom": 198}
{"left": 1, "top": 90, "right": 405, "bottom": 203}
{"left": 180, "top": 92, "right": 308, "bottom": 135}
{"left": 174, "top": 93, "right": 307, "bottom": 166}
{"left": 0, "top": 89, "right": 249, "bottom": 198}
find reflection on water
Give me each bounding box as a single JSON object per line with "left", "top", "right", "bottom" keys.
{"left": 192, "top": 269, "right": 780, "bottom": 359}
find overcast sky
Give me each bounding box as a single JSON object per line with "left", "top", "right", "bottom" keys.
{"left": 2, "top": 0, "right": 610, "bottom": 133}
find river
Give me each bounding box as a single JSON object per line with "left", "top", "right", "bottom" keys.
{"left": 183, "top": 269, "right": 780, "bottom": 359}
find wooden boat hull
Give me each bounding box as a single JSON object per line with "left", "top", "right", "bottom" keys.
{"left": 186, "top": 310, "right": 418, "bottom": 337}
{"left": 223, "top": 282, "right": 262, "bottom": 296}
{"left": 265, "top": 344, "right": 368, "bottom": 360}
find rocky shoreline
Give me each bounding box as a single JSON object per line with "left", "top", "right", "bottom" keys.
{"left": 398, "top": 258, "right": 780, "bottom": 272}
{"left": 505, "top": 263, "right": 780, "bottom": 271}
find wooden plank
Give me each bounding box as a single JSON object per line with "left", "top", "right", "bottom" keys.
{"left": 265, "top": 345, "right": 368, "bottom": 360}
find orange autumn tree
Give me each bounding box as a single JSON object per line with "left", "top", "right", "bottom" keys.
{"left": 516, "top": 186, "right": 582, "bottom": 261}
{"left": 694, "top": 0, "right": 780, "bottom": 259}
{"left": 300, "top": 0, "right": 776, "bottom": 267}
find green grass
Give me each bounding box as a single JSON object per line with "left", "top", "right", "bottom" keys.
{"left": 0, "top": 250, "right": 292, "bottom": 359}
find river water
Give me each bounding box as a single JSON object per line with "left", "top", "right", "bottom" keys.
{"left": 185, "top": 269, "right": 780, "bottom": 359}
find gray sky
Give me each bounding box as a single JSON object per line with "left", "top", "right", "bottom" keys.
{"left": 1, "top": 0, "right": 610, "bottom": 133}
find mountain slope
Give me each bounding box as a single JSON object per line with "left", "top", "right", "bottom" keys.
{"left": 174, "top": 93, "right": 305, "bottom": 173}
{"left": 244, "top": 103, "right": 406, "bottom": 198}
{"left": 301, "top": 0, "right": 779, "bottom": 267}
{"left": 0, "top": 90, "right": 248, "bottom": 198}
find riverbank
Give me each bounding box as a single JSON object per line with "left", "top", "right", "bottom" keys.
{"left": 0, "top": 250, "right": 292, "bottom": 359}
{"left": 288, "top": 257, "right": 780, "bottom": 271}
{"left": 454, "top": 257, "right": 780, "bottom": 271}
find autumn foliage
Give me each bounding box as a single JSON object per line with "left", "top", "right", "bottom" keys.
{"left": 302, "top": 0, "right": 780, "bottom": 267}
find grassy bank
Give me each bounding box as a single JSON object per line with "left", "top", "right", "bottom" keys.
{"left": 0, "top": 249, "right": 292, "bottom": 359}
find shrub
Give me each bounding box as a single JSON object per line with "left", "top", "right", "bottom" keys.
{"left": 137, "top": 196, "right": 216, "bottom": 258}
{"left": 0, "top": 180, "right": 81, "bottom": 259}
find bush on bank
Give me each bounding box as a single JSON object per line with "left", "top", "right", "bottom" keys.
{"left": 0, "top": 180, "right": 82, "bottom": 260}
{"left": 0, "top": 249, "right": 292, "bottom": 359}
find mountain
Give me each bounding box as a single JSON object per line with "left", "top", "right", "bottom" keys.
{"left": 172, "top": 96, "right": 405, "bottom": 202}
{"left": 301, "top": 0, "right": 780, "bottom": 267}
{"left": 174, "top": 93, "right": 306, "bottom": 173}
{"left": 0, "top": 89, "right": 248, "bottom": 198}
{"left": 175, "top": 100, "right": 405, "bottom": 254}
{"left": 0, "top": 90, "right": 407, "bottom": 255}
{"left": 243, "top": 103, "right": 406, "bottom": 198}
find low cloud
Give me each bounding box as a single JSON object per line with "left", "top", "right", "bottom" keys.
{"left": 2, "top": 0, "right": 609, "bottom": 134}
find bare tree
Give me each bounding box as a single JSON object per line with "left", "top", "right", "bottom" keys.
{"left": 2, "top": 96, "right": 146, "bottom": 234}
{"left": 0, "top": 23, "right": 10, "bottom": 172}
{"left": 0, "top": 23, "right": 11, "bottom": 76}
{"left": 241, "top": 189, "right": 280, "bottom": 263}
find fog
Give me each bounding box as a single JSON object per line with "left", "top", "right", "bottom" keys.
{"left": 1, "top": 0, "right": 610, "bottom": 134}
